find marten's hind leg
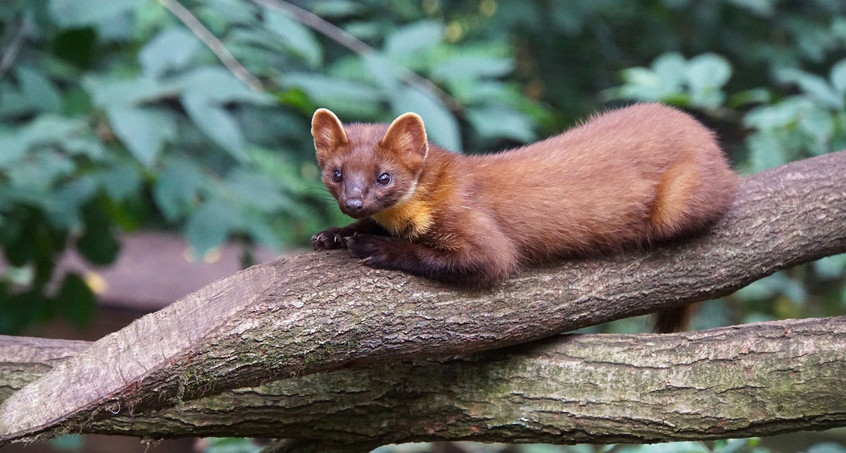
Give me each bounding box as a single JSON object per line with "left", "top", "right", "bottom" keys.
{"left": 646, "top": 153, "right": 703, "bottom": 240}
{"left": 647, "top": 149, "right": 737, "bottom": 333}
{"left": 647, "top": 150, "right": 736, "bottom": 241}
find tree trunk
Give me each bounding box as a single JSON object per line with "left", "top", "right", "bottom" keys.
{"left": 3, "top": 317, "right": 846, "bottom": 448}
{"left": 1, "top": 151, "right": 845, "bottom": 446}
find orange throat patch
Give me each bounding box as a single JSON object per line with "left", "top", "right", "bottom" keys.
{"left": 372, "top": 197, "right": 433, "bottom": 239}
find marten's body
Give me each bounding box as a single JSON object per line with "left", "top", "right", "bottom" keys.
{"left": 311, "top": 104, "right": 737, "bottom": 331}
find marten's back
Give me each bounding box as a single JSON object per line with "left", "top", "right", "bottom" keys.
{"left": 464, "top": 103, "right": 737, "bottom": 261}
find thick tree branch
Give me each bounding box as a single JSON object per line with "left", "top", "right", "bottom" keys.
{"left": 1, "top": 151, "right": 845, "bottom": 444}
{"left": 2, "top": 317, "right": 846, "bottom": 447}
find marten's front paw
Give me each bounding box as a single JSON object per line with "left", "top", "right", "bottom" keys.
{"left": 311, "top": 227, "right": 348, "bottom": 250}
{"left": 345, "top": 234, "right": 395, "bottom": 268}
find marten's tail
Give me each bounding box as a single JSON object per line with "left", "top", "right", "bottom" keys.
{"left": 653, "top": 304, "right": 696, "bottom": 333}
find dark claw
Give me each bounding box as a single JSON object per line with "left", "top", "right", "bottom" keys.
{"left": 312, "top": 228, "right": 347, "bottom": 250}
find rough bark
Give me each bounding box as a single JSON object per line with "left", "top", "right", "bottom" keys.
{"left": 2, "top": 317, "right": 846, "bottom": 448}
{"left": 1, "top": 151, "right": 845, "bottom": 444}
{"left": 0, "top": 336, "right": 89, "bottom": 404}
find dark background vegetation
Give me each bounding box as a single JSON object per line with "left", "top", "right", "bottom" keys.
{"left": 1, "top": 0, "right": 845, "bottom": 452}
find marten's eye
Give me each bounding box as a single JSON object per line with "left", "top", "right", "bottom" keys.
{"left": 332, "top": 169, "right": 342, "bottom": 182}
{"left": 376, "top": 172, "right": 391, "bottom": 185}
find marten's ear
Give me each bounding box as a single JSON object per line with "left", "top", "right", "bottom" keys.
{"left": 311, "top": 108, "right": 349, "bottom": 166}
{"left": 381, "top": 113, "right": 428, "bottom": 168}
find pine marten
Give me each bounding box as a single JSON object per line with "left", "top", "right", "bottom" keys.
{"left": 310, "top": 103, "right": 737, "bottom": 332}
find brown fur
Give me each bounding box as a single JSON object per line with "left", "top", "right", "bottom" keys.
{"left": 311, "top": 104, "right": 738, "bottom": 332}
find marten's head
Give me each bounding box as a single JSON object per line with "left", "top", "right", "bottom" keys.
{"left": 311, "top": 108, "right": 428, "bottom": 219}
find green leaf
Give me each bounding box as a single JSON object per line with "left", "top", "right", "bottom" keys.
{"left": 343, "top": 22, "right": 380, "bottom": 41}
{"left": 263, "top": 8, "right": 323, "bottom": 67}
{"left": 814, "top": 254, "right": 846, "bottom": 280}
{"left": 174, "top": 69, "right": 270, "bottom": 161}
{"left": 726, "top": 0, "right": 775, "bottom": 16}
{"left": 3, "top": 221, "right": 37, "bottom": 267}
{"left": 743, "top": 98, "right": 809, "bottom": 130}
{"left": 431, "top": 56, "right": 514, "bottom": 82}
{"left": 202, "top": 437, "right": 262, "bottom": 453}
{"left": 240, "top": 210, "right": 283, "bottom": 250}
{"left": 153, "top": 158, "right": 205, "bottom": 221}
{"left": 622, "top": 67, "right": 663, "bottom": 91}
{"left": 608, "top": 55, "right": 687, "bottom": 103}
{"left": 312, "top": 0, "right": 365, "bottom": 17}
{"left": 0, "top": 115, "right": 86, "bottom": 167}
{"left": 0, "top": 82, "right": 34, "bottom": 117}
{"left": 283, "top": 72, "right": 382, "bottom": 114}
{"left": 727, "top": 88, "right": 771, "bottom": 108}
{"left": 15, "top": 66, "right": 62, "bottom": 113}
{"left": 466, "top": 106, "right": 535, "bottom": 143}
{"left": 139, "top": 27, "right": 202, "bottom": 78}
{"left": 363, "top": 53, "right": 402, "bottom": 92}
{"left": 94, "top": 160, "right": 141, "bottom": 200}
{"left": 520, "top": 444, "right": 574, "bottom": 453}
{"left": 6, "top": 151, "right": 75, "bottom": 195}
{"left": 46, "top": 177, "right": 99, "bottom": 229}
{"left": 226, "top": 170, "right": 288, "bottom": 211}
{"left": 713, "top": 437, "right": 763, "bottom": 453}
{"left": 778, "top": 67, "right": 843, "bottom": 109}
{"left": 178, "top": 66, "right": 269, "bottom": 104}
{"left": 83, "top": 75, "right": 177, "bottom": 108}
{"left": 62, "top": 135, "right": 106, "bottom": 160}
{"left": 76, "top": 202, "right": 120, "bottom": 266}
{"left": 48, "top": 435, "right": 84, "bottom": 451}
{"left": 550, "top": 3, "right": 588, "bottom": 34}
{"left": 107, "top": 106, "right": 176, "bottom": 167}
{"left": 807, "top": 442, "right": 846, "bottom": 453}
{"left": 0, "top": 136, "right": 30, "bottom": 169}
{"left": 617, "top": 442, "right": 710, "bottom": 453}
{"left": 390, "top": 87, "right": 461, "bottom": 152}
{"left": 385, "top": 20, "right": 444, "bottom": 56}
{"left": 185, "top": 200, "right": 233, "bottom": 257}
{"left": 686, "top": 53, "right": 732, "bottom": 107}
{"left": 830, "top": 59, "right": 846, "bottom": 95}
{"left": 197, "top": 0, "right": 260, "bottom": 26}
{"left": 651, "top": 52, "right": 688, "bottom": 90}
{"left": 54, "top": 273, "right": 96, "bottom": 327}
{"left": 797, "top": 106, "right": 835, "bottom": 154}
{"left": 49, "top": 0, "right": 141, "bottom": 28}
{"left": 182, "top": 92, "right": 247, "bottom": 162}
{"left": 0, "top": 290, "right": 51, "bottom": 334}
{"left": 746, "top": 133, "right": 788, "bottom": 172}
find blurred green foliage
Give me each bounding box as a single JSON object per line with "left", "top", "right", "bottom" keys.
{"left": 202, "top": 437, "right": 262, "bottom": 453}
{"left": 1, "top": 0, "right": 845, "bottom": 451}
{"left": 363, "top": 436, "right": 846, "bottom": 453}
{"left": 0, "top": 0, "right": 843, "bottom": 353}
{"left": 0, "top": 0, "right": 538, "bottom": 331}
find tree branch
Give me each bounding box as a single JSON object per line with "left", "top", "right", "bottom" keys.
{"left": 250, "top": 0, "right": 464, "bottom": 113}
{"left": 158, "top": 0, "right": 264, "bottom": 91}
{"left": 1, "top": 151, "right": 845, "bottom": 444}
{"left": 0, "top": 14, "right": 32, "bottom": 82}
{"left": 3, "top": 317, "right": 846, "bottom": 447}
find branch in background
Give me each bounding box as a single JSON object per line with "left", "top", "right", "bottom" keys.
{"left": 158, "top": 0, "right": 264, "bottom": 91}
{"left": 251, "top": 0, "right": 464, "bottom": 113}
{"left": 0, "top": 14, "right": 32, "bottom": 81}
{"left": 0, "top": 150, "right": 845, "bottom": 445}
{"left": 3, "top": 317, "right": 846, "bottom": 448}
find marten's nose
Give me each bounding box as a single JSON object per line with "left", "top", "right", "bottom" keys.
{"left": 345, "top": 198, "right": 363, "bottom": 211}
